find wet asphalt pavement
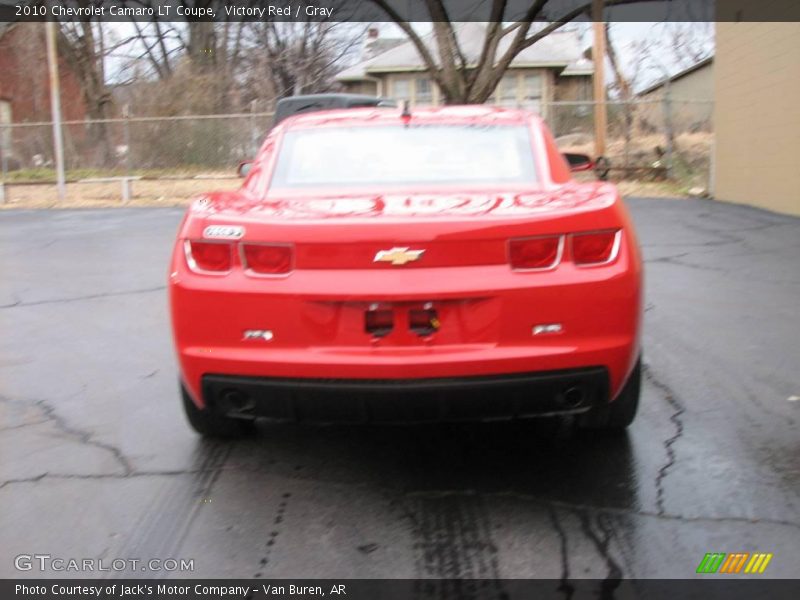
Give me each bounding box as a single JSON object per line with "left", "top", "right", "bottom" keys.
{"left": 0, "top": 198, "right": 798, "bottom": 582}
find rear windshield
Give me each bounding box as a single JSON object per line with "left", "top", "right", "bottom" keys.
{"left": 270, "top": 124, "right": 537, "bottom": 189}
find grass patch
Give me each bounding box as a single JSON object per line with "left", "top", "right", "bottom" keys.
{"left": 2, "top": 166, "right": 234, "bottom": 183}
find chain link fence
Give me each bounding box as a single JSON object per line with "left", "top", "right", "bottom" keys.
{"left": 0, "top": 100, "right": 713, "bottom": 206}
{"left": 545, "top": 98, "right": 713, "bottom": 188}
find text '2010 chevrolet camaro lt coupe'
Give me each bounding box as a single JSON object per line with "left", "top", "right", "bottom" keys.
{"left": 169, "top": 105, "right": 643, "bottom": 437}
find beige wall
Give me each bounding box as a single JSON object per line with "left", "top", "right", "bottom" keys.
{"left": 340, "top": 80, "right": 378, "bottom": 97}
{"left": 641, "top": 62, "right": 714, "bottom": 103}
{"left": 382, "top": 72, "right": 441, "bottom": 106}
{"left": 713, "top": 22, "right": 800, "bottom": 216}
{"left": 554, "top": 75, "right": 592, "bottom": 102}
{"left": 638, "top": 63, "right": 714, "bottom": 132}
{"left": 341, "top": 68, "right": 592, "bottom": 119}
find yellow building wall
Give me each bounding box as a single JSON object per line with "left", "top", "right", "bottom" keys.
{"left": 713, "top": 22, "right": 800, "bottom": 216}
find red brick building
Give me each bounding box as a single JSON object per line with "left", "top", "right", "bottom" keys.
{"left": 0, "top": 24, "right": 88, "bottom": 166}
{"left": 0, "top": 24, "right": 87, "bottom": 122}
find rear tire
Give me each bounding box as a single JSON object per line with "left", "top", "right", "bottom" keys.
{"left": 578, "top": 357, "right": 640, "bottom": 432}
{"left": 181, "top": 381, "right": 255, "bottom": 438}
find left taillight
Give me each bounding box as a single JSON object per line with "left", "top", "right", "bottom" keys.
{"left": 184, "top": 240, "right": 233, "bottom": 274}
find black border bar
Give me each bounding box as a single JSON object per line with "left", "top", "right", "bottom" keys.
{"left": 4, "top": 579, "right": 800, "bottom": 600}
{"left": 1, "top": 1, "right": 799, "bottom": 23}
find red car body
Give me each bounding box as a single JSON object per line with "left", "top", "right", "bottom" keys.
{"left": 169, "top": 106, "right": 642, "bottom": 431}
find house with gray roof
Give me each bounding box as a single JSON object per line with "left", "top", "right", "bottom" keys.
{"left": 336, "top": 23, "right": 593, "bottom": 119}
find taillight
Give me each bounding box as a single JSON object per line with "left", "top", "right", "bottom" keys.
{"left": 571, "top": 230, "right": 620, "bottom": 266}
{"left": 185, "top": 240, "right": 233, "bottom": 273}
{"left": 241, "top": 243, "right": 293, "bottom": 275}
{"left": 509, "top": 235, "right": 562, "bottom": 270}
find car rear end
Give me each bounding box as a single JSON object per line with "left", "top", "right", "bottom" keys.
{"left": 169, "top": 107, "right": 642, "bottom": 426}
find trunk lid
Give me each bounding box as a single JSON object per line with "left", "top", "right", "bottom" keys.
{"left": 190, "top": 185, "right": 618, "bottom": 270}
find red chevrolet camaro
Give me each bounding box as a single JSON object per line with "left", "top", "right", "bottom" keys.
{"left": 169, "top": 105, "right": 642, "bottom": 437}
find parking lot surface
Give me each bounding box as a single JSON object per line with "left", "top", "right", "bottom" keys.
{"left": 1, "top": 198, "right": 798, "bottom": 580}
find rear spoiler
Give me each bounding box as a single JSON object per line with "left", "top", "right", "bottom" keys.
{"left": 273, "top": 94, "right": 396, "bottom": 126}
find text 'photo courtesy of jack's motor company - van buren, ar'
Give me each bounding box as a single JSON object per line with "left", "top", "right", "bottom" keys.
{"left": 15, "top": 583, "right": 349, "bottom": 597}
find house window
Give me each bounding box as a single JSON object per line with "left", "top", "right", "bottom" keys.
{"left": 392, "top": 78, "right": 412, "bottom": 104}
{"left": 497, "top": 74, "right": 519, "bottom": 107}
{"left": 0, "top": 99, "right": 11, "bottom": 157}
{"left": 522, "top": 73, "right": 543, "bottom": 113}
{"left": 415, "top": 78, "right": 433, "bottom": 105}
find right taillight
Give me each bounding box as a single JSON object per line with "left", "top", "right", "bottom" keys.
{"left": 241, "top": 243, "right": 293, "bottom": 275}
{"left": 185, "top": 240, "right": 233, "bottom": 273}
{"left": 571, "top": 230, "right": 620, "bottom": 266}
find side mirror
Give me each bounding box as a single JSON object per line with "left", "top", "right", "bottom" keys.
{"left": 562, "top": 152, "right": 594, "bottom": 172}
{"left": 237, "top": 160, "right": 254, "bottom": 178}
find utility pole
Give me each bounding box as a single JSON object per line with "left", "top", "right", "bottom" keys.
{"left": 592, "top": 0, "right": 607, "bottom": 160}
{"left": 46, "top": 21, "right": 66, "bottom": 202}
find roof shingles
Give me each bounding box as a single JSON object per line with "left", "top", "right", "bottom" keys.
{"left": 337, "top": 23, "right": 592, "bottom": 82}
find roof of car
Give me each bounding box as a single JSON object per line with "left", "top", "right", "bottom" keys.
{"left": 280, "top": 105, "right": 538, "bottom": 130}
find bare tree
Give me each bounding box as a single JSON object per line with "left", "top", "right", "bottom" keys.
{"left": 368, "top": 0, "right": 646, "bottom": 104}
{"left": 57, "top": 21, "right": 115, "bottom": 166}
{"left": 113, "top": 14, "right": 249, "bottom": 113}
{"left": 121, "top": 1, "right": 229, "bottom": 75}
{"left": 242, "top": 19, "right": 363, "bottom": 103}
{"left": 605, "top": 24, "right": 652, "bottom": 166}
{"left": 663, "top": 22, "right": 713, "bottom": 70}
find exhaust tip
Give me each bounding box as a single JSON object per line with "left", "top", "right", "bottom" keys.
{"left": 562, "top": 387, "right": 586, "bottom": 409}
{"left": 220, "top": 389, "right": 255, "bottom": 413}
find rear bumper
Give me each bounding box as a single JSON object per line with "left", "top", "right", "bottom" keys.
{"left": 201, "top": 367, "right": 609, "bottom": 423}
{"left": 171, "top": 221, "right": 642, "bottom": 408}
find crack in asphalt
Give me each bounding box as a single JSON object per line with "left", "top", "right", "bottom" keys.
{"left": 643, "top": 365, "right": 686, "bottom": 517}
{"left": 0, "top": 285, "right": 166, "bottom": 309}
{"left": 645, "top": 253, "right": 730, "bottom": 274}
{"left": 4, "top": 455, "right": 800, "bottom": 533}
{"left": 642, "top": 219, "right": 800, "bottom": 285}
{"left": 0, "top": 473, "right": 49, "bottom": 490}
{"left": 0, "top": 468, "right": 234, "bottom": 491}
{"left": 547, "top": 505, "right": 574, "bottom": 599}
{"left": 0, "top": 394, "right": 134, "bottom": 476}
{"left": 577, "top": 511, "right": 623, "bottom": 597}
{"left": 0, "top": 418, "right": 51, "bottom": 432}
{"left": 399, "top": 488, "right": 800, "bottom": 531}
{"left": 34, "top": 398, "right": 136, "bottom": 475}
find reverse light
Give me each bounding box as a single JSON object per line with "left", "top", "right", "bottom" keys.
{"left": 365, "top": 307, "right": 394, "bottom": 338}
{"left": 409, "top": 306, "right": 440, "bottom": 336}
{"left": 241, "top": 243, "right": 293, "bottom": 275}
{"left": 185, "top": 240, "right": 233, "bottom": 273}
{"left": 571, "top": 230, "right": 620, "bottom": 266}
{"left": 509, "top": 235, "right": 563, "bottom": 270}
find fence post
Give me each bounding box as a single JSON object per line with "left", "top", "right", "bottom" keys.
{"left": 0, "top": 123, "right": 7, "bottom": 205}
{"left": 123, "top": 104, "right": 132, "bottom": 204}
{"left": 123, "top": 104, "right": 132, "bottom": 177}
{"left": 250, "top": 100, "right": 258, "bottom": 156}
{"left": 662, "top": 81, "right": 674, "bottom": 179}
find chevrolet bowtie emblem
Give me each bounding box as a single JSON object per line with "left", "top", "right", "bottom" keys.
{"left": 373, "top": 247, "right": 425, "bottom": 266}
